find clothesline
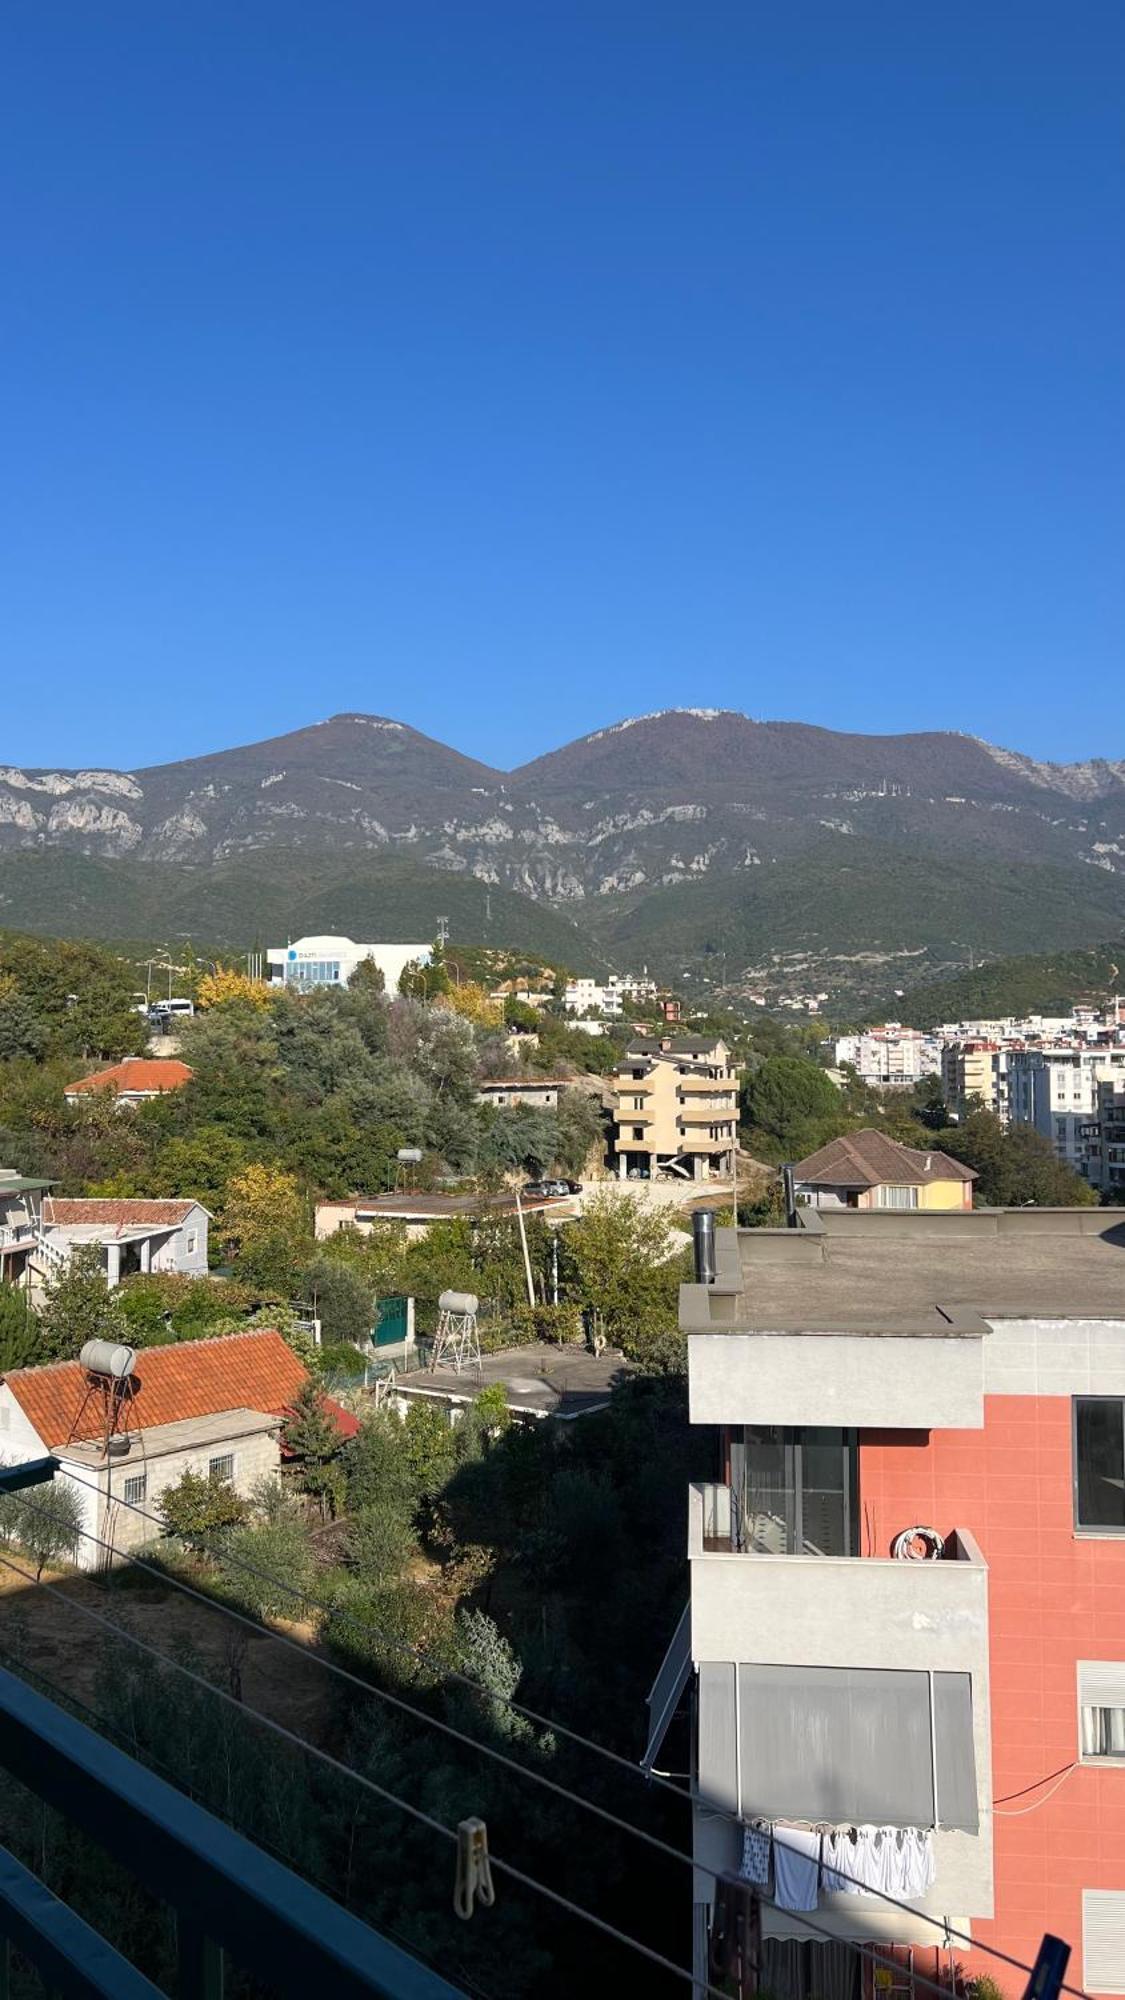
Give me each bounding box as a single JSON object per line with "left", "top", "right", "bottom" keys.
{"left": 740, "top": 1817, "right": 936, "bottom": 1913}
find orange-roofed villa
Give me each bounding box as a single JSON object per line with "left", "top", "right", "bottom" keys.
{"left": 64, "top": 1056, "right": 194, "bottom": 1108}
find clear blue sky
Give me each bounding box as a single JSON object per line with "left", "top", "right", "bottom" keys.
{"left": 3, "top": 1, "right": 1123, "bottom": 772}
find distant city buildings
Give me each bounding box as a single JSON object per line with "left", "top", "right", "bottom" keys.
{"left": 833, "top": 1024, "right": 943, "bottom": 1086}
{"left": 563, "top": 971, "right": 658, "bottom": 1016}
{"left": 927, "top": 1003, "right": 1125, "bottom": 1189}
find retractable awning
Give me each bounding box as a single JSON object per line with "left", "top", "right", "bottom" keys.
{"left": 643, "top": 1603, "right": 692, "bottom": 1770}
{"left": 697, "top": 1661, "right": 978, "bottom": 1833}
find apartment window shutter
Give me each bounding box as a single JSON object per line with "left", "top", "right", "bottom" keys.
{"left": 1079, "top": 1662, "right": 1125, "bottom": 1709}
{"left": 1084, "top": 1891, "right": 1125, "bottom": 1993}
{"left": 1078, "top": 1662, "right": 1125, "bottom": 1759}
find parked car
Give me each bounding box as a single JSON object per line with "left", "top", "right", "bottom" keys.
{"left": 522, "top": 1181, "right": 552, "bottom": 1199}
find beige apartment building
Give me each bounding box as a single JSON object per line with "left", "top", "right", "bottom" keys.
{"left": 940, "top": 1040, "right": 1007, "bottom": 1119}
{"left": 611, "top": 1036, "right": 738, "bottom": 1182}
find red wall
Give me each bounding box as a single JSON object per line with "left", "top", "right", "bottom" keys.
{"left": 861, "top": 1398, "right": 1125, "bottom": 1999}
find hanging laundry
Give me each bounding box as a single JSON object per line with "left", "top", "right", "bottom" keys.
{"left": 772, "top": 1827, "right": 821, "bottom": 1912}
{"left": 821, "top": 1828, "right": 865, "bottom": 1895}
{"left": 740, "top": 1821, "right": 771, "bottom": 1886}
{"left": 896, "top": 1827, "right": 935, "bottom": 1898}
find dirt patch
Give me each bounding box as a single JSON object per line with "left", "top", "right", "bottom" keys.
{"left": 0, "top": 1555, "right": 336, "bottom": 1746}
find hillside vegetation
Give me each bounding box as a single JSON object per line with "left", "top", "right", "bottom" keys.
{"left": 894, "top": 941, "right": 1125, "bottom": 1030}
{"left": 0, "top": 848, "right": 605, "bottom": 970}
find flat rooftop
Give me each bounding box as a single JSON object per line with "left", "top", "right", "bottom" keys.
{"left": 396, "top": 1341, "right": 629, "bottom": 1418}
{"left": 61, "top": 1407, "right": 280, "bottom": 1467}
{"left": 689, "top": 1207, "right": 1125, "bottom": 1335}
{"left": 345, "top": 1191, "right": 574, "bottom": 1220}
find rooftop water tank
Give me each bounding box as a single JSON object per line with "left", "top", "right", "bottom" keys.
{"left": 80, "top": 1340, "right": 137, "bottom": 1380}
{"left": 438, "top": 1291, "right": 478, "bottom": 1317}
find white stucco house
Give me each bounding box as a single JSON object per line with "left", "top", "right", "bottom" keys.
{"left": 0, "top": 1328, "right": 358, "bottom": 1569}
{"left": 39, "top": 1198, "right": 211, "bottom": 1288}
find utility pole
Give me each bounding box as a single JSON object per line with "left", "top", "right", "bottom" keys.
{"left": 436, "top": 916, "right": 450, "bottom": 950}
{"left": 514, "top": 1192, "right": 536, "bottom": 1308}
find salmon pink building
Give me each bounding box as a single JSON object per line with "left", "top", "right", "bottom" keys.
{"left": 655, "top": 1205, "right": 1125, "bottom": 1999}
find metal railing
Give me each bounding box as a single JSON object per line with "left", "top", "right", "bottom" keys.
{"left": 0, "top": 1663, "right": 464, "bottom": 2000}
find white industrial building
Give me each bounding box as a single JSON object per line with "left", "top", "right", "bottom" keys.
{"left": 263, "top": 935, "right": 432, "bottom": 995}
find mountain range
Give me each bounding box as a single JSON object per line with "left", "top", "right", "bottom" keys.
{"left": 3, "top": 710, "right": 1125, "bottom": 1002}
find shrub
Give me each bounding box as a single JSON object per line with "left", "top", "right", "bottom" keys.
{"left": 158, "top": 1468, "right": 249, "bottom": 1549}
{"left": 507, "top": 1303, "right": 582, "bottom": 1346}
{"left": 0, "top": 1477, "right": 85, "bottom": 1578}
{"left": 345, "top": 1504, "right": 418, "bottom": 1583}
{"left": 217, "top": 1519, "right": 315, "bottom": 1619}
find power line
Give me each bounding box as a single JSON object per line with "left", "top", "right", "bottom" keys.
{"left": 4, "top": 1515, "right": 1078, "bottom": 2000}
{"left": 50, "top": 1471, "right": 1082, "bottom": 1993}
{"left": 0, "top": 1537, "right": 973, "bottom": 2000}
{"left": 0, "top": 1540, "right": 735, "bottom": 2000}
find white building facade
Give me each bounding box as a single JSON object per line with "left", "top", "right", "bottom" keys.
{"left": 264, "top": 936, "right": 432, "bottom": 995}
{"left": 1006, "top": 1047, "right": 1125, "bottom": 1178}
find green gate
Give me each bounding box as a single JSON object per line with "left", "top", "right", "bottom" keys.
{"left": 374, "top": 1294, "right": 409, "bottom": 1348}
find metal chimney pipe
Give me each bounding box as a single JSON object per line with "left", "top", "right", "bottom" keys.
{"left": 693, "top": 1208, "right": 717, "bottom": 1284}
{"left": 781, "top": 1164, "right": 798, "bottom": 1229}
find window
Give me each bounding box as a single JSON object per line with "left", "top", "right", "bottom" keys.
{"left": 632, "top": 1096, "right": 644, "bottom": 1110}
{"left": 208, "top": 1454, "right": 235, "bottom": 1484}
{"left": 632, "top": 1126, "right": 645, "bottom": 1141}
{"left": 1084, "top": 1891, "right": 1125, "bottom": 1993}
{"left": 185, "top": 1229, "right": 197, "bottom": 1255}
{"left": 1079, "top": 1664, "right": 1125, "bottom": 1761}
{"left": 733, "top": 1427, "right": 859, "bottom": 1557}
{"left": 1075, "top": 1400, "right": 1125, "bottom": 1532}
{"left": 123, "top": 1474, "right": 147, "bottom": 1506}
{"left": 876, "top": 1184, "right": 919, "bottom": 1209}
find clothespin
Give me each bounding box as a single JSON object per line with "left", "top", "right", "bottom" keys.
{"left": 454, "top": 1817, "right": 495, "bottom": 1920}
{"left": 1022, "top": 1935, "right": 1071, "bottom": 2000}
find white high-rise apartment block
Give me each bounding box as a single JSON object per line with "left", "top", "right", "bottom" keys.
{"left": 1006, "top": 1046, "right": 1125, "bottom": 1179}
{"left": 833, "top": 1024, "right": 942, "bottom": 1087}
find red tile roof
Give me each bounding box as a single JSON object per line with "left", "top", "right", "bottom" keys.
{"left": 44, "top": 1198, "right": 206, "bottom": 1228}
{"left": 2, "top": 1329, "right": 320, "bottom": 1449}
{"left": 64, "top": 1058, "right": 194, "bottom": 1097}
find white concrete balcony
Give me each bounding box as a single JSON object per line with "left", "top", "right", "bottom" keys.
{"left": 689, "top": 1483, "right": 994, "bottom": 1926}
{"left": 689, "top": 1482, "right": 989, "bottom": 1671}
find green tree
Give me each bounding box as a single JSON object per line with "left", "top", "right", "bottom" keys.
{"left": 0, "top": 1477, "right": 85, "bottom": 1579}
{"left": 741, "top": 1055, "right": 846, "bottom": 1159}
{"left": 402, "top": 1399, "right": 457, "bottom": 1499}
{"left": 281, "top": 1380, "right": 347, "bottom": 1517}
{"left": 0, "top": 1285, "right": 40, "bottom": 1370}
{"left": 159, "top": 1467, "right": 249, "bottom": 1548}
{"left": 38, "top": 1244, "right": 128, "bottom": 1363}
{"left": 347, "top": 1411, "right": 414, "bottom": 1519}
{"left": 303, "top": 1254, "right": 373, "bottom": 1346}
{"left": 952, "top": 1110, "right": 1098, "bottom": 1207}
{"left": 559, "top": 1190, "right": 688, "bottom": 1370}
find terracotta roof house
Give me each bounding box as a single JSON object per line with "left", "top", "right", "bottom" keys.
{"left": 791, "top": 1128, "right": 977, "bottom": 1211}
{"left": 64, "top": 1058, "right": 194, "bottom": 1108}
{"left": 39, "top": 1196, "right": 211, "bottom": 1287}
{"left": 0, "top": 1328, "right": 357, "bottom": 1569}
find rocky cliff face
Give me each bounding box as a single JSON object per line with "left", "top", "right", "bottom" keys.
{"left": 3, "top": 709, "right": 1124, "bottom": 901}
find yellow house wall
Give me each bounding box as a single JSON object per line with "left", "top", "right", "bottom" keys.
{"left": 918, "top": 1179, "right": 971, "bottom": 1211}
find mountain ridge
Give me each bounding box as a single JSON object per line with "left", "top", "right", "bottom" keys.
{"left": 4, "top": 709, "right": 1125, "bottom": 1000}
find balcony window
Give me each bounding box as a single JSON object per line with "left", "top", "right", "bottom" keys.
{"left": 1075, "top": 1400, "right": 1125, "bottom": 1532}
{"left": 732, "top": 1426, "right": 858, "bottom": 1556}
